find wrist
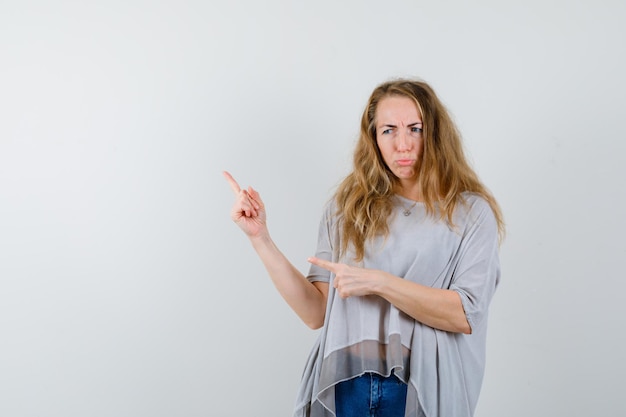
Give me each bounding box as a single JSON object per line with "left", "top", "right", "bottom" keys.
{"left": 371, "top": 270, "right": 390, "bottom": 296}
{"left": 249, "top": 231, "right": 273, "bottom": 249}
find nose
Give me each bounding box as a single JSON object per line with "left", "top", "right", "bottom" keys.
{"left": 396, "top": 130, "right": 412, "bottom": 151}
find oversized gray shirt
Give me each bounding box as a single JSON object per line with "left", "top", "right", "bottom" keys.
{"left": 294, "top": 193, "right": 500, "bottom": 417}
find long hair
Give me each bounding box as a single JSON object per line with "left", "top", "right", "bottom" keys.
{"left": 334, "top": 78, "right": 505, "bottom": 261}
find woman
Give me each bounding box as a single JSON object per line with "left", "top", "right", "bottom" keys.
{"left": 224, "top": 79, "right": 504, "bottom": 417}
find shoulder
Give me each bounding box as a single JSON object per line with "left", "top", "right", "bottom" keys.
{"left": 459, "top": 192, "right": 491, "bottom": 213}
{"left": 456, "top": 192, "right": 498, "bottom": 232}
{"left": 319, "top": 198, "right": 340, "bottom": 227}
{"left": 322, "top": 197, "right": 338, "bottom": 217}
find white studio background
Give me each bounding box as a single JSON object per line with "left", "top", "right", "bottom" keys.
{"left": 1, "top": 1, "right": 624, "bottom": 416}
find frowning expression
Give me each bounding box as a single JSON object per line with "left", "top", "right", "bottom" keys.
{"left": 375, "top": 95, "right": 424, "bottom": 185}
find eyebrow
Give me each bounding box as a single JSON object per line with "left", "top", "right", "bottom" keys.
{"left": 378, "top": 122, "right": 423, "bottom": 128}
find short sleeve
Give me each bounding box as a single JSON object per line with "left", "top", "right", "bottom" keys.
{"left": 306, "top": 202, "right": 336, "bottom": 283}
{"left": 448, "top": 197, "right": 501, "bottom": 332}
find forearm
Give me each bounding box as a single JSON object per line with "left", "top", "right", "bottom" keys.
{"left": 374, "top": 273, "right": 471, "bottom": 334}
{"left": 250, "top": 233, "right": 327, "bottom": 329}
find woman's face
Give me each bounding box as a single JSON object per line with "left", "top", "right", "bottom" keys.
{"left": 375, "top": 95, "right": 424, "bottom": 187}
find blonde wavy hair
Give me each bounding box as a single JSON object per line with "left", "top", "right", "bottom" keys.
{"left": 335, "top": 78, "right": 505, "bottom": 261}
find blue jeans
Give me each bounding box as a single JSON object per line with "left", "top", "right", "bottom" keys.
{"left": 335, "top": 372, "right": 407, "bottom": 417}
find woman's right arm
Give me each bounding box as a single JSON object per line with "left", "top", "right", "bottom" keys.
{"left": 223, "top": 171, "right": 328, "bottom": 329}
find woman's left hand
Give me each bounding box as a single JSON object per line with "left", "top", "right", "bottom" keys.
{"left": 307, "top": 257, "right": 387, "bottom": 298}
{"left": 308, "top": 256, "right": 471, "bottom": 333}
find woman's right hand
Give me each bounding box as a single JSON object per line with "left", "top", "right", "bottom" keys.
{"left": 223, "top": 171, "right": 267, "bottom": 238}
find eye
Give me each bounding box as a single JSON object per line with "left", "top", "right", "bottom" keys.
{"left": 381, "top": 128, "right": 393, "bottom": 135}
{"left": 411, "top": 126, "right": 423, "bottom": 133}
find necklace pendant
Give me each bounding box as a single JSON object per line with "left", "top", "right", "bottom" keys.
{"left": 403, "top": 210, "right": 411, "bottom": 216}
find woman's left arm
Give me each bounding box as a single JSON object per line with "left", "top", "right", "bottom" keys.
{"left": 378, "top": 275, "right": 472, "bottom": 334}
{"left": 307, "top": 258, "right": 471, "bottom": 334}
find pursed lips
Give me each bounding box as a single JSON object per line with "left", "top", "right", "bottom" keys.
{"left": 395, "top": 158, "right": 415, "bottom": 166}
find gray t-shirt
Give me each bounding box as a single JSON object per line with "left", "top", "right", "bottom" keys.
{"left": 294, "top": 193, "right": 501, "bottom": 417}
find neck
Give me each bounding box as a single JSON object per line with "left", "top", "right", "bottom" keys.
{"left": 395, "top": 182, "right": 422, "bottom": 202}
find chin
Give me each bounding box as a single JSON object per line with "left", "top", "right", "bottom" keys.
{"left": 395, "top": 170, "right": 416, "bottom": 178}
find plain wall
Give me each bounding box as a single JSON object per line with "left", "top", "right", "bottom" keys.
{"left": 1, "top": 1, "right": 625, "bottom": 416}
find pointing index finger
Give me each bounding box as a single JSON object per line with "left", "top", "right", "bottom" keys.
{"left": 222, "top": 171, "right": 242, "bottom": 195}
{"left": 307, "top": 256, "right": 336, "bottom": 272}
